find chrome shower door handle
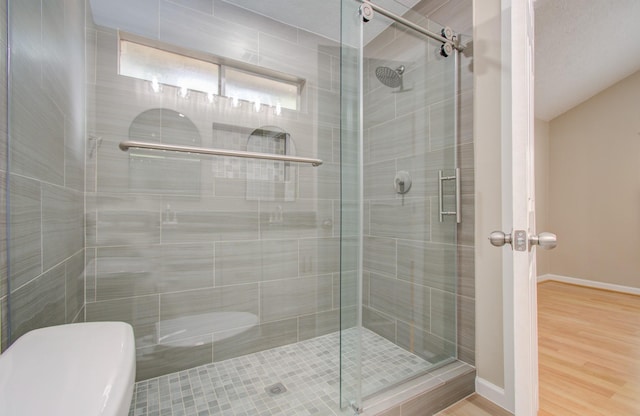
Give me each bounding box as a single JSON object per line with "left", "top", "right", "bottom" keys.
{"left": 529, "top": 232, "right": 557, "bottom": 250}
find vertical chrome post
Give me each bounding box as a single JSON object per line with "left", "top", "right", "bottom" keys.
{"left": 438, "top": 170, "right": 444, "bottom": 222}
{"left": 438, "top": 169, "right": 461, "bottom": 223}
{"left": 455, "top": 167, "right": 461, "bottom": 224}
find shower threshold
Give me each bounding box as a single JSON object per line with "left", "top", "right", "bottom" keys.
{"left": 129, "top": 328, "right": 469, "bottom": 416}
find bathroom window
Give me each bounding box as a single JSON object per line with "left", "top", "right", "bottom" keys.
{"left": 118, "top": 33, "right": 303, "bottom": 111}
{"left": 225, "top": 68, "right": 299, "bottom": 111}
{"left": 119, "top": 40, "right": 220, "bottom": 96}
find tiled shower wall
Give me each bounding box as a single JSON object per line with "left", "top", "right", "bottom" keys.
{"left": 361, "top": 0, "right": 475, "bottom": 367}
{"left": 83, "top": 1, "right": 343, "bottom": 380}
{"left": 1, "top": 0, "right": 86, "bottom": 350}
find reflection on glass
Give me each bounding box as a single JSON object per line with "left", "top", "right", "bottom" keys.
{"left": 226, "top": 67, "right": 299, "bottom": 111}
{"left": 128, "top": 109, "right": 202, "bottom": 194}
{"left": 120, "top": 40, "right": 220, "bottom": 95}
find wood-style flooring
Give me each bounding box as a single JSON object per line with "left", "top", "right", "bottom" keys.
{"left": 538, "top": 281, "right": 640, "bottom": 415}
{"left": 435, "top": 394, "right": 512, "bottom": 415}
{"left": 438, "top": 281, "right": 640, "bottom": 416}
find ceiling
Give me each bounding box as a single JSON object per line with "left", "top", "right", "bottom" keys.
{"left": 88, "top": 0, "right": 420, "bottom": 47}
{"left": 534, "top": 0, "right": 640, "bottom": 121}
{"left": 88, "top": 0, "right": 638, "bottom": 122}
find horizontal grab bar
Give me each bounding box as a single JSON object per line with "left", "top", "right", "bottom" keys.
{"left": 119, "top": 140, "right": 323, "bottom": 167}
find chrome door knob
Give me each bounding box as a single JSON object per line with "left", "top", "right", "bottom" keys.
{"left": 529, "top": 232, "right": 557, "bottom": 250}
{"left": 489, "top": 231, "right": 512, "bottom": 247}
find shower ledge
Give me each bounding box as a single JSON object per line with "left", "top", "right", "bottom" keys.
{"left": 362, "top": 361, "right": 476, "bottom": 415}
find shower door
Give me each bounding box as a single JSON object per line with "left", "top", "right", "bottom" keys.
{"left": 340, "top": 0, "right": 460, "bottom": 409}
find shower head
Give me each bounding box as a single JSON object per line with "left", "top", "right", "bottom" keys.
{"left": 375, "top": 65, "right": 405, "bottom": 89}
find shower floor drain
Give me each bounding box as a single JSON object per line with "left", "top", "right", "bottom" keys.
{"left": 265, "top": 382, "right": 287, "bottom": 396}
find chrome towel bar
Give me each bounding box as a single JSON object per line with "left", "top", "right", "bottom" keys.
{"left": 119, "top": 140, "right": 323, "bottom": 167}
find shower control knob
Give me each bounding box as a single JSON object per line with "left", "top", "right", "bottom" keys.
{"left": 360, "top": 3, "right": 374, "bottom": 22}
{"left": 394, "top": 171, "right": 412, "bottom": 194}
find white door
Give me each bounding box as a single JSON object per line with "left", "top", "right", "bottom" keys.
{"left": 509, "top": 0, "right": 538, "bottom": 414}
{"left": 494, "top": 0, "right": 556, "bottom": 414}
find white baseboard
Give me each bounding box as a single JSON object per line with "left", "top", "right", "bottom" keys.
{"left": 538, "top": 274, "right": 640, "bottom": 296}
{"left": 475, "top": 377, "right": 513, "bottom": 413}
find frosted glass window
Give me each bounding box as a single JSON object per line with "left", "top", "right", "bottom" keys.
{"left": 120, "top": 40, "right": 219, "bottom": 95}
{"left": 226, "top": 68, "right": 299, "bottom": 110}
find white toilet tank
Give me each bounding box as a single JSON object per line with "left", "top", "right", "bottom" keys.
{"left": 0, "top": 322, "right": 136, "bottom": 416}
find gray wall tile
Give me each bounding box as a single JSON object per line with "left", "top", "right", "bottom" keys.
{"left": 215, "top": 240, "right": 298, "bottom": 285}
{"left": 335, "top": 271, "right": 358, "bottom": 308}
{"left": 9, "top": 174, "right": 42, "bottom": 289}
{"left": 397, "top": 240, "right": 457, "bottom": 292}
{"left": 457, "top": 295, "right": 475, "bottom": 362}
{"left": 159, "top": 1, "right": 258, "bottom": 64}
{"left": 93, "top": 194, "right": 161, "bottom": 246}
{"left": 65, "top": 250, "right": 85, "bottom": 323}
{"left": 10, "top": 80, "right": 65, "bottom": 185}
{"left": 86, "top": 294, "right": 160, "bottom": 348}
{"left": 95, "top": 243, "right": 214, "bottom": 301}
{"left": 42, "top": 185, "right": 84, "bottom": 270}
{"left": 362, "top": 306, "right": 396, "bottom": 344}
{"left": 85, "top": 248, "right": 97, "bottom": 302}
{"left": 364, "top": 159, "right": 396, "bottom": 200}
{"left": 91, "top": 0, "right": 159, "bottom": 39}
{"left": 364, "top": 236, "right": 396, "bottom": 277}
{"left": 299, "top": 237, "right": 340, "bottom": 276}
{"left": 368, "top": 110, "right": 429, "bottom": 163}
{"left": 159, "top": 284, "right": 259, "bottom": 341}
{"left": 396, "top": 321, "right": 455, "bottom": 364}
{"left": 213, "top": 318, "right": 298, "bottom": 362}
{"left": 369, "top": 273, "right": 430, "bottom": 327}
{"left": 171, "top": 0, "right": 214, "bottom": 15}
{"left": 430, "top": 288, "right": 456, "bottom": 342}
{"left": 370, "top": 198, "right": 430, "bottom": 240}
{"left": 11, "top": 264, "right": 66, "bottom": 341}
{"left": 213, "top": 0, "right": 296, "bottom": 42}
{"left": 161, "top": 197, "right": 258, "bottom": 243}
{"left": 259, "top": 200, "right": 333, "bottom": 240}
{"left": 298, "top": 309, "right": 339, "bottom": 341}
{"left": 261, "top": 276, "right": 324, "bottom": 323}
{"left": 5, "top": 0, "right": 86, "bottom": 349}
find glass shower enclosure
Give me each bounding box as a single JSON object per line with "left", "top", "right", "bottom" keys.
{"left": 340, "top": 0, "right": 459, "bottom": 408}
{"left": 3, "top": 0, "right": 461, "bottom": 413}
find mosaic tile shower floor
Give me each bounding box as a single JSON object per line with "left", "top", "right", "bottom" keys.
{"left": 129, "top": 328, "right": 440, "bottom": 416}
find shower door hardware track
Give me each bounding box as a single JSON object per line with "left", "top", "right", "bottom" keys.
{"left": 360, "top": 1, "right": 464, "bottom": 51}
{"left": 438, "top": 168, "right": 461, "bottom": 223}
{"left": 119, "top": 140, "right": 323, "bottom": 167}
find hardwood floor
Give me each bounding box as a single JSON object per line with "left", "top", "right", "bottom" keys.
{"left": 435, "top": 394, "right": 512, "bottom": 415}
{"left": 439, "top": 281, "right": 640, "bottom": 416}
{"left": 538, "top": 281, "right": 640, "bottom": 415}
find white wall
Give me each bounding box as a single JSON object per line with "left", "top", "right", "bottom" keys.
{"left": 545, "top": 70, "right": 640, "bottom": 289}
{"left": 534, "top": 119, "right": 550, "bottom": 276}
{"left": 473, "top": 0, "right": 505, "bottom": 390}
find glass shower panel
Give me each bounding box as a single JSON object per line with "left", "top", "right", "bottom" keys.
{"left": 360, "top": 12, "right": 459, "bottom": 399}
{"left": 82, "top": 0, "right": 343, "bottom": 382}
{"left": 339, "top": 0, "right": 364, "bottom": 411}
